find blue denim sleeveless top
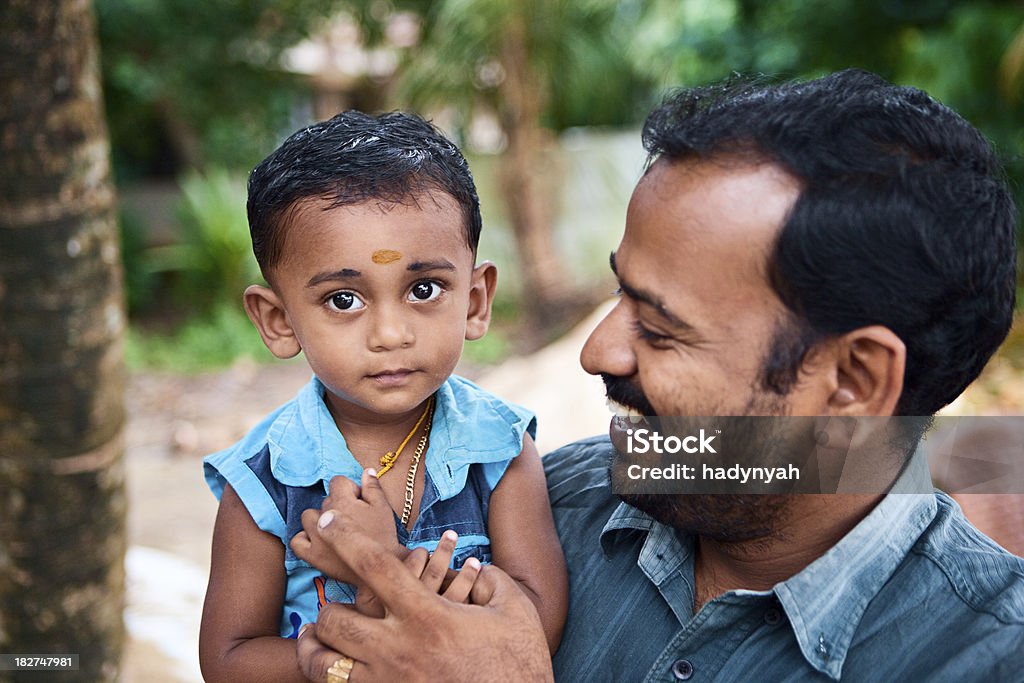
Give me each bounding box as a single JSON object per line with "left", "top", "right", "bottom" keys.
{"left": 203, "top": 374, "right": 536, "bottom": 637}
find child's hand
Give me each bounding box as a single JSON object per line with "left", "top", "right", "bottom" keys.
{"left": 353, "top": 530, "right": 483, "bottom": 617}
{"left": 291, "top": 469, "right": 403, "bottom": 583}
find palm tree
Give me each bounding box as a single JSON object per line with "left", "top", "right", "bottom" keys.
{"left": 0, "top": 2, "right": 127, "bottom": 681}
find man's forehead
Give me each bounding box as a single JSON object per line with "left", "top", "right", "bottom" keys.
{"left": 617, "top": 158, "right": 800, "bottom": 302}
{"left": 628, "top": 159, "right": 797, "bottom": 251}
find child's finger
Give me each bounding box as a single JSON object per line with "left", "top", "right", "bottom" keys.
{"left": 402, "top": 547, "right": 430, "bottom": 577}
{"left": 315, "top": 514, "right": 433, "bottom": 619}
{"left": 290, "top": 530, "right": 313, "bottom": 560}
{"left": 358, "top": 468, "right": 388, "bottom": 507}
{"left": 442, "top": 556, "right": 480, "bottom": 603}
{"left": 421, "top": 530, "right": 457, "bottom": 594}
{"left": 299, "top": 508, "right": 322, "bottom": 537}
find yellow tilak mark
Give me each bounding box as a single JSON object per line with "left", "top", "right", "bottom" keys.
{"left": 371, "top": 249, "right": 402, "bottom": 264}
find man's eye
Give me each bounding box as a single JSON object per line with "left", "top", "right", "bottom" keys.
{"left": 328, "top": 291, "right": 365, "bottom": 311}
{"left": 632, "top": 320, "right": 670, "bottom": 344}
{"left": 409, "top": 281, "right": 442, "bottom": 302}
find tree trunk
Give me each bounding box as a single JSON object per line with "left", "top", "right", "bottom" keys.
{"left": 0, "top": 2, "right": 127, "bottom": 682}
{"left": 497, "top": 13, "right": 572, "bottom": 337}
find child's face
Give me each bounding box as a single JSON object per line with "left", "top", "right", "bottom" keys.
{"left": 246, "top": 192, "right": 494, "bottom": 422}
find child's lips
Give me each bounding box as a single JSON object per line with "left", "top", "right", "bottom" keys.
{"left": 368, "top": 369, "right": 417, "bottom": 387}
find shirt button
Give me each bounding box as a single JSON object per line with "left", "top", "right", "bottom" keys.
{"left": 671, "top": 658, "right": 694, "bottom": 680}
{"left": 764, "top": 608, "right": 783, "bottom": 625}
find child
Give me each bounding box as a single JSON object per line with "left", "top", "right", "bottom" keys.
{"left": 199, "top": 111, "right": 567, "bottom": 682}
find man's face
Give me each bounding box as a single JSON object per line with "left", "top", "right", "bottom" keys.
{"left": 581, "top": 158, "right": 830, "bottom": 539}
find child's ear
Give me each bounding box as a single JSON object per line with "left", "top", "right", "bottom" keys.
{"left": 465, "top": 261, "right": 498, "bottom": 341}
{"left": 243, "top": 285, "right": 302, "bottom": 359}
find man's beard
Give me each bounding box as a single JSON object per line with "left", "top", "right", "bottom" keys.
{"left": 602, "top": 373, "right": 795, "bottom": 544}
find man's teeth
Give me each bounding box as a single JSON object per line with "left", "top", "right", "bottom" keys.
{"left": 607, "top": 398, "right": 645, "bottom": 424}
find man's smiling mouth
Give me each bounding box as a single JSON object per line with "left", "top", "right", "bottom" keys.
{"left": 606, "top": 398, "right": 648, "bottom": 423}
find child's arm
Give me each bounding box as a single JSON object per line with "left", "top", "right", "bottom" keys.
{"left": 199, "top": 484, "right": 308, "bottom": 683}
{"left": 487, "top": 434, "right": 569, "bottom": 653}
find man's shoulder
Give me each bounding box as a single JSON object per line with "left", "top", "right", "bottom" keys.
{"left": 908, "top": 492, "right": 1024, "bottom": 624}
{"left": 543, "top": 435, "right": 615, "bottom": 505}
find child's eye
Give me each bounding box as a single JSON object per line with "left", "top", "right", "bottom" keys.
{"left": 408, "top": 281, "right": 443, "bottom": 302}
{"left": 328, "top": 291, "right": 365, "bottom": 312}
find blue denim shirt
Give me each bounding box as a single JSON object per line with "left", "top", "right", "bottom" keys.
{"left": 547, "top": 436, "right": 1024, "bottom": 682}
{"left": 204, "top": 374, "right": 535, "bottom": 637}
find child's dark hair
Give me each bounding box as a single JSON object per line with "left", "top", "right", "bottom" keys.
{"left": 247, "top": 110, "right": 482, "bottom": 280}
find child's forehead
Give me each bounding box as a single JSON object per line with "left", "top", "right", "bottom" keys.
{"left": 279, "top": 194, "right": 474, "bottom": 267}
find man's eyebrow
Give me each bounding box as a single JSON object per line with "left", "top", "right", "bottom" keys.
{"left": 407, "top": 259, "right": 456, "bottom": 272}
{"left": 609, "top": 252, "right": 692, "bottom": 330}
{"left": 306, "top": 268, "right": 361, "bottom": 287}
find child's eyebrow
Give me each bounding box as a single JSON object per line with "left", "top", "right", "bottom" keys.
{"left": 306, "top": 268, "right": 361, "bottom": 287}
{"left": 407, "top": 259, "right": 456, "bottom": 272}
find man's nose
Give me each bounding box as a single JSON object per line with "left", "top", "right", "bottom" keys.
{"left": 367, "top": 305, "right": 415, "bottom": 351}
{"left": 580, "top": 300, "right": 637, "bottom": 378}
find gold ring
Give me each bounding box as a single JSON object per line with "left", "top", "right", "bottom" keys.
{"left": 327, "top": 655, "right": 354, "bottom": 683}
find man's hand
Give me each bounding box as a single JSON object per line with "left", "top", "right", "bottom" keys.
{"left": 353, "top": 529, "right": 482, "bottom": 618}
{"left": 291, "top": 469, "right": 403, "bottom": 583}
{"left": 295, "top": 513, "right": 553, "bottom": 683}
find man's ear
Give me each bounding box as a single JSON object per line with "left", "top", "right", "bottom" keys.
{"left": 830, "top": 325, "right": 905, "bottom": 416}
{"left": 243, "top": 285, "right": 302, "bottom": 359}
{"left": 465, "top": 261, "right": 498, "bottom": 341}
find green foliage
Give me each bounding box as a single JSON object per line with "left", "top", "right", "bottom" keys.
{"left": 141, "top": 168, "right": 261, "bottom": 312}
{"left": 462, "top": 332, "right": 511, "bottom": 366}
{"left": 358, "top": 0, "right": 655, "bottom": 132}
{"left": 95, "top": 0, "right": 337, "bottom": 177}
{"left": 125, "top": 302, "right": 273, "bottom": 372}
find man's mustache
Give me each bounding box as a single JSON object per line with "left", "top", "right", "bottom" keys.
{"left": 602, "top": 373, "right": 658, "bottom": 416}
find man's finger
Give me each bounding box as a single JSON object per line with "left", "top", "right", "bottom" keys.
{"left": 314, "top": 602, "right": 388, "bottom": 663}
{"left": 359, "top": 468, "right": 390, "bottom": 508}
{"left": 297, "top": 622, "right": 352, "bottom": 683}
{"left": 443, "top": 556, "right": 480, "bottom": 603}
{"left": 325, "top": 475, "right": 360, "bottom": 505}
{"left": 316, "top": 515, "right": 431, "bottom": 619}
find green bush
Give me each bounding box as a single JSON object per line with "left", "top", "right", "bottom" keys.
{"left": 125, "top": 302, "right": 274, "bottom": 372}
{"left": 144, "top": 167, "right": 261, "bottom": 312}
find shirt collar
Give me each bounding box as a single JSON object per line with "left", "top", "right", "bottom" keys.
{"left": 599, "top": 450, "right": 938, "bottom": 680}
{"left": 775, "top": 459, "right": 937, "bottom": 679}
{"left": 267, "top": 375, "right": 534, "bottom": 497}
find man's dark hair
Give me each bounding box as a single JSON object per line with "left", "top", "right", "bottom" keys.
{"left": 642, "top": 69, "right": 1018, "bottom": 416}
{"left": 247, "top": 110, "right": 482, "bottom": 279}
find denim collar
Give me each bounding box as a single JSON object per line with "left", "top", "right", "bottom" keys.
{"left": 599, "top": 450, "right": 938, "bottom": 680}
{"left": 266, "top": 375, "right": 534, "bottom": 500}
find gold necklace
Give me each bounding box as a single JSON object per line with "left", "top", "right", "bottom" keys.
{"left": 376, "top": 397, "right": 433, "bottom": 477}
{"left": 400, "top": 400, "right": 434, "bottom": 527}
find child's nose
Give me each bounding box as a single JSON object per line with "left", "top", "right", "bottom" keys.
{"left": 367, "top": 305, "right": 415, "bottom": 351}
